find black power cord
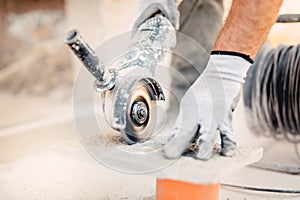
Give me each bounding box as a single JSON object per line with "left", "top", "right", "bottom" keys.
{"left": 277, "top": 14, "right": 300, "bottom": 23}
{"left": 221, "top": 183, "right": 300, "bottom": 194}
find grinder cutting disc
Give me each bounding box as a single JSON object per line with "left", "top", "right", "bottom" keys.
{"left": 120, "top": 79, "right": 159, "bottom": 144}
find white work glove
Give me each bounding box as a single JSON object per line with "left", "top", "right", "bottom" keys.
{"left": 164, "top": 52, "right": 253, "bottom": 160}
{"left": 133, "top": 0, "right": 179, "bottom": 32}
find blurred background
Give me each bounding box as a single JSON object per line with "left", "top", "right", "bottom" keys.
{"left": 0, "top": 0, "right": 299, "bottom": 199}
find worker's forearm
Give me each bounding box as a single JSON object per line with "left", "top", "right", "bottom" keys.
{"left": 214, "top": 0, "right": 283, "bottom": 59}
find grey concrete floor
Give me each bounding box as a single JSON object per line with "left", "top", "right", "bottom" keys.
{"left": 0, "top": 92, "right": 300, "bottom": 199}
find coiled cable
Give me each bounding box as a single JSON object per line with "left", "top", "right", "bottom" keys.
{"left": 243, "top": 43, "right": 300, "bottom": 144}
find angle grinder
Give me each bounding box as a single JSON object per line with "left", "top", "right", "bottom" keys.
{"left": 64, "top": 14, "right": 176, "bottom": 144}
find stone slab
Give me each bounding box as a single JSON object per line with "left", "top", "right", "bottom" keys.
{"left": 85, "top": 133, "right": 263, "bottom": 184}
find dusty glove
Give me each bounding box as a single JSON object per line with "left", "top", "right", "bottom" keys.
{"left": 164, "top": 52, "right": 253, "bottom": 160}
{"left": 133, "top": 0, "right": 179, "bottom": 32}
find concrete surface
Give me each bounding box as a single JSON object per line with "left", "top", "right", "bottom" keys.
{"left": 0, "top": 92, "right": 300, "bottom": 200}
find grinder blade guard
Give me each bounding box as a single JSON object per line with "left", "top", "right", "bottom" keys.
{"left": 64, "top": 15, "right": 176, "bottom": 144}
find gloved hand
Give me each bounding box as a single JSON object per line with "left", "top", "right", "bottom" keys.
{"left": 164, "top": 52, "right": 253, "bottom": 160}
{"left": 133, "top": 0, "right": 180, "bottom": 33}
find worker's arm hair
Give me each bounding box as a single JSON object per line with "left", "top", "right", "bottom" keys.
{"left": 214, "top": 0, "right": 283, "bottom": 59}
